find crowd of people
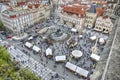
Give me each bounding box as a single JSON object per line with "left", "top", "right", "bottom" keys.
{"left": 17, "top": 19, "right": 106, "bottom": 80}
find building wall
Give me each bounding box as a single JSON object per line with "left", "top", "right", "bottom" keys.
{"left": 59, "top": 12, "right": 84, "bottom": 32}
{"left": 94, "top": 17, "right": 113, "bottom": 33}
{"left": 84, "top": 12, "right": 97, "bottom": 28}
{"left": 1, "top": 5, "right": 51, "bottom": 34}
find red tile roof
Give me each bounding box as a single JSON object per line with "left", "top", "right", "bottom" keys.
{"left": 63, "top": 5, "right": 88, "bottom": 17}
{"left": 96, "top": 8, "right": 105, "bottom": 16}
{"left": 10, "top": 15, "right": 16, "bottom": 18}
{"left": 17, "top": 2, "right": 26, "bottom": 6}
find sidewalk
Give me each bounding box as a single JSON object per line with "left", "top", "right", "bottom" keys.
{"left": 12, "top": 33, "right": 28, "bottom": 40}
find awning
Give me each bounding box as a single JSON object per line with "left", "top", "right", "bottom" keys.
{"left": 46, "top": 48, "right": 52, "bottom": 56}
{"left": 55, "top": 55, "right": 66, "bottom": 62}
{"left": 90, "top": 53, "right": 100, "bottom": 61}
{"left": 76, "top": 67, "right": 89, "bottom": 77}
{"left": 32, "top": 45, "right": 40, "bottom": 52}
{"left": 25, "top": 42, "right": 33, "bottom": 48}
{"left": 72, "top": 50, "right": 83, "bottom": 58}
{"left": 65, "top": 62, "right": 77, "bottom": 72}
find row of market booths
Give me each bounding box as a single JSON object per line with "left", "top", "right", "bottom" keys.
{"left": 25, "top": 41, "right": 100, "bottom": 62}
{"left": 25, "top": 42, "right": 100, "bottom": 78}
{"left": 65, "top": 53, "right": 100, "bottom": 78}
{"left": 25, "top": 42, "right": 41, "bottom": 53}
{"left": 65, "top": 62, "right": 89, "bottom": 78}
{"left": 25, "top": 42, "right": 66, "bottom": 62}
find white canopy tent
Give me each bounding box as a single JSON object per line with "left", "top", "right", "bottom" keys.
{"left": 90, "top": 36, "right": 97, "bottom": 41}
{"left": 46, "top": 48, "right": 52, "bottom": 56}
{"left": 25, "top": 42, "right": 33, "bottom": 48}
{"left": 32, "top": 45, "right": 40, "bottom": 52}
{"left": 55, "top": 55, "right": 66, "bottom": 62}
{"left": 65, "top": 62, "right": 77, "bottom": 72}
{"left": 28, "top": 36, "right": 33, "bottom": 40}
{"left": 79, "top": 35, "right": 83, "bottom": 38}
{"left": 71, "top": 28, "right": 77, "bottom": 33}
{"left": 72, "top": 50, "right": 83, "bottom": 58}
{"left": 90, "top": 53, "right": 100, "bottom": 61}
{"left": 99, "top": 38, "right": 105, "bottom": 44}
{"left": 76, "top": 67, "right": 89, "bottom": 77}
{"left": 38, "top": 27, "right": 48, "bottom": 34}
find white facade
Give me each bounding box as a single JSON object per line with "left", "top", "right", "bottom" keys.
{"left": 1, "top": 4, "right": 51, "bottom": 34}
{"left": 94, "top": 17, "right": 113, "bottom": 33}
{"left": 2, "top": 11, "right": 33, "bottom": 33}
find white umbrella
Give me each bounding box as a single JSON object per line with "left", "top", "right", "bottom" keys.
{"left": 99, "top": 38, "right": 105, "bottom": 44}
{"left": 72, "top": 50, "right": 83, "bottom": 58}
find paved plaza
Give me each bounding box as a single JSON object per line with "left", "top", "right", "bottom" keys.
{"left": 6, "top": 19, "right": 109, "bottom": 80}
{"left": 0, "top": 14, "right": 111, "bottom": 80}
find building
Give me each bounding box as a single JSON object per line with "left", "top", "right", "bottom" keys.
{"left": 84, "top": 4, "right": 105, "bottom": 28}
{"left": 0, "top": 0, "right": 10, "bottom": 4}
{"left": 0, "top": 3, "right": 9, "bottom": 20}
{"left": 104, "top": 2, "right": 117, "bottom": 16}
{"left": 113, "top": 0, "right": 120, "bottom": 17}
{"left": 59, "top": 4, "right": 88, "bottom": 32}
{"left": 1, "top": 3, "right": 51, "bottom": 35}
{"left": 94, "top": 16, "right": 113, "bottom": 33}
{"left": 84, "top": 12, "right": 97, "bottom": 28}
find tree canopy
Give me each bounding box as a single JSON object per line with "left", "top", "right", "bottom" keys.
{"left": 0, "top": 20, "right": 3, "bottom": 28}
{"left": 0, "top": 46, "right": 41, "bottom": 80}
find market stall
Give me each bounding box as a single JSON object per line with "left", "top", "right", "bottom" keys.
{"left": 79, "top": 35, "right": 83, "bottom": 38}
{"left": 75, "top": 67, "right": 89, "bottom": 78}
{"left": 25, "top": 42, "right": 33, "bottom": 48}
{"left": 55, "top": 55, "right": 66, "bottom": 62}
{"left": 90, "top": 36, "right": 97, "bottom": 41}
{"left": 90, "top": 53, "right": 100, "bottom": 61}
{"left": 65, "top": 62, "right": 77, "bottom": 72}
{"left": 71, "top": 28, "right": 77, "bottom": 33}
{"left": 46, "top": 48, "right": 52, "bottom": 56}
{"left": 32, "top": 45, "right": 40, "bottom": 53}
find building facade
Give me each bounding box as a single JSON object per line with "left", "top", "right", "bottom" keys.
{"left": 84, "top": 12, "right": 97, "bottom": 28}
{"left": 84, "top": 3, "right": 105, "bottom": 28}
{"left": 94, "top": 16, "right": 113, "bottom": 33}
{"left": 1, "top": 3, "right": 51, "bottom": 35}
{"left": 59, "top": 4, "right": 88, "bottom": 32}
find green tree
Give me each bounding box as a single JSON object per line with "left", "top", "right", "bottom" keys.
{"left": 0, "top": 20, "right": 3, "bottom": 29}
{"left": 0, "top": 46, "right": 41, "bottom": 80}
{"left": 0, "top": 46, "right": 11, "bottom": 63}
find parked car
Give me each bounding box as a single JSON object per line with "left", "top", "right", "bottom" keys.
{"left": 6, "top": 35, "right": 12, "bottom": 39}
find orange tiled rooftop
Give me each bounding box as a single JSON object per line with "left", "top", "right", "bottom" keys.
{"left": 63, "top": 5, "right": 89, "bottom": 17}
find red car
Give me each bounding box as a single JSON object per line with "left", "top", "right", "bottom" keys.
{"left": 6, "top": 35, "right": 12, "bottom": 39}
